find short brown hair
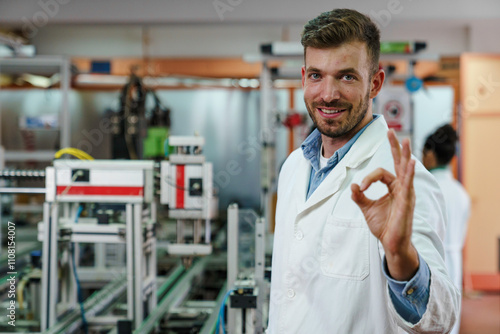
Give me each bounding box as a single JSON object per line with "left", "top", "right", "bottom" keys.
{"left": 301, "top": 9, "right": 381, "bottom": 76}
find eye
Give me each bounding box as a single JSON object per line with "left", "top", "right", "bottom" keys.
{"left": 309, "top": 73, "right": 321, "bottom": 80}
{"left": 342, "top": 74, "right": 355, "bottom": 81}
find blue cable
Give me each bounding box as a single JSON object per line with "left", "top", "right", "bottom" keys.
{"left": 75, "top": 205, "right": 84, "bottom": 223}
{"left": 215, "top": 289, "right": 234, "bottom": 334}
{"left": 71, "top": 205, "right": 88, "bottom": 334}
{"left": 70, "top": 243, "right": 88, "bottom": 334}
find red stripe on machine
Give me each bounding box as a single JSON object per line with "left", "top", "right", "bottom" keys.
{"left": 56, "top": 186, "right": 144, "bottom": 196}
{"left": 176, "top": 165, "right": 185, "bottom": 209}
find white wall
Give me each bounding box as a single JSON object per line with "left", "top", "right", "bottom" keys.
{"left": 27, "top": 20, "right": 470, "bottom": 58}
{"left": 470, "top": 19, "right": 500, "bottom": 53}
{"left": 2, "top": 0, "right": 500, "bottom": 24}
{"left": 1, "top": 0, "right": 499, "bottom": 57}
{"left": 30, "top": 24, "right": 287, "bottom": 58}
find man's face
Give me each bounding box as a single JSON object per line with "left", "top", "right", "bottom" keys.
{"left": 301, "top": 42, "right": 383, "bottom": 139}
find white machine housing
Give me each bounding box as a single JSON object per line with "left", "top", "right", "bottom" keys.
{"left": 160, "top": 137, "right": 216, "bottom": 220}
{"left": 160, "top": 136, "right": 216, "bottom": 257}
{"left": 46, "top": 159, "right": 155, "bottom": 203}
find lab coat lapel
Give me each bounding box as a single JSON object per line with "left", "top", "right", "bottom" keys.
{"left": 297, "top": 159, "right": 347, "bottom": 215}
{"left": 291, "top": 154, "right": 312, "bottom": 210}
{"left": 295, "top": 116, "right": 389, "bottom": 216}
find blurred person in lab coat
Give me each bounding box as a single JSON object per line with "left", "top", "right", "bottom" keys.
{"left": 422, "top": 124, "right": 471, "bottom": 334}
{"left": 267, "top": 8, "right": 460, "bottom": 334}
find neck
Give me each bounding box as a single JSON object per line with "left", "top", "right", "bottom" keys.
{"left": 430, "top": 165, "right": 448, "bottom": 172}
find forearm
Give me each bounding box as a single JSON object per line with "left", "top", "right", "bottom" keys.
{"left": 384, "top": 242, "right": 420, "bottom": 281}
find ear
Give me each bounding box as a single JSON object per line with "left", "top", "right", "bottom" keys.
{"left": 422, "top": 149, "right": 437, "bottom": 170}
{"left": 301, "top": 65, "right": 306, "bottom": 89}
{"left": 369, "top": 68, "right": 385, "bottom": 99}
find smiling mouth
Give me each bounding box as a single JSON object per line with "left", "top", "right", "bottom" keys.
{"left": 318, "top": 108, "right": 346, "bottom": 114}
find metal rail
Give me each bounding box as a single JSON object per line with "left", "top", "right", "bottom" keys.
{"left": 42, "top": 274, "right": 127, "bottom": 334}
{"left": 156, "top": 264, "right": 185, "bottom": 300}
{"left": 134, "top": 256, "right": 211, "bottom": 334}
{"left": 199, "top": 281, "right": 228, "bottom": 334}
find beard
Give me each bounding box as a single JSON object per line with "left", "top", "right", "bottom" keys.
{"left": 306, "top": 90, "right": 371, "bottom": 139}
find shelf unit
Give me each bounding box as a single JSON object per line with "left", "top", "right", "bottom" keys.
{"left": 0, "top": 56, "right": 71, "bottom": 163}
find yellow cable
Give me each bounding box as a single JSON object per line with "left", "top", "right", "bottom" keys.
{"left": 56, "top": 147, "right": 94, "bottom": 160}
{"left": 17, "top": 276, "right": 29, "bottom": 311}
{"left": 55, "top": 148, "right": 94, "bottom": 160}
{"left": 54, "top": 148, "right": 82, "bottom": 160}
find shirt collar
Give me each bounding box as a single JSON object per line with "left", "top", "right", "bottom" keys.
{"left": 301, "top": 114, "right": 380, "bottom": 171}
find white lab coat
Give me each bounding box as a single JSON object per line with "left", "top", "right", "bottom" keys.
{"left": 430, "top": 168, "right": 471, "bottom": 334}
{"left": 268, "top": 116, "right": 460, "bottom": 334}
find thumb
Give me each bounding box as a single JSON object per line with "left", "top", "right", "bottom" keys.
{"left": 351, "top": 183, "right": 372, "bottom": 208}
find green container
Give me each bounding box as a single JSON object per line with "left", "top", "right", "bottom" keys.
{"left": 380, "top": 41, "right": 426, "bottom": 54}
{"left": 143, "top": 127, "right": 169, "bottom": 158}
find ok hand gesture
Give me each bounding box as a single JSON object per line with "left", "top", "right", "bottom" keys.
{"left": 351, "top": 130, "right": 419, "bottom": 280}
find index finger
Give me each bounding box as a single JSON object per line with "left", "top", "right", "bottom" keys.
{"left": 359, "top": 167, "right": 397, "bottom": 192}
{"left": 388, "top": 129, "right": 402, "bottom": 176}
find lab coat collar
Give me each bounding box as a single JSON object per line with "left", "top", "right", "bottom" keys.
{"left": 430, "top": 167, "right": 454, "bottom": 180}
{"left": 294, "top": 115, "right": 389, "bottom": 215}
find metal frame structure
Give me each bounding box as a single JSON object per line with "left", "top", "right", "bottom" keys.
{"left": 39, "top": 160, "right": 157, "bottom": 331}
{"left": 259, "top": 44, "right": 303, "bottom": 232}
{"left": 227, "top": 203, "right": 266, "bottom": 334}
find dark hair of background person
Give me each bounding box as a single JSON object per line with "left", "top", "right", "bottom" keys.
{"left": 423, "top": 124, "right": 458, "bottom": 166}
{"left": 300, "top": 8, "right": 381, "bottom": 76}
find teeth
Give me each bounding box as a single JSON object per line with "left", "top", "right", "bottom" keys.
{"left": 320, "top": 108, "right": 343, "bottom": 114}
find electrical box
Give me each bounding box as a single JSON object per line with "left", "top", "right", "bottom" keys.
{"left": 48, "top": 160, "right": 155, "bottom": 203}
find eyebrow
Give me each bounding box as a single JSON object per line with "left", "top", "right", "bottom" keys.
{"left": 337, "top": 68, "right": 362, "bottom": 77}
{"left": 306, "top": 66, "right": 362, "bottom": 77}
{"left": 305, "top": 66, "right": 322, "bottom": 73}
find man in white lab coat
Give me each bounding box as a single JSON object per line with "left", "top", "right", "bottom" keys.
{"left": 268, "top": 9, "right": 460, "bottom": 334}
{"left": 422, "top": 124, "right": 471, "bottom": 334}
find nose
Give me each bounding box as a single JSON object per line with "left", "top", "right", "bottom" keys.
{"left": 320, "top": 78, "right": 341, "bottom": 103}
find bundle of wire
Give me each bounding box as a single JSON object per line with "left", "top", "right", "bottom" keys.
{"left": 54, "top": 147, "right": 91, "bottom": 333}
{"left": 55, "top": 147, "right": 94, "bottom": 160}
{"left": 215, "top": 289, "right": 234, "bottom": 334}
{"left": 71, "top": 205, "right": 88, "bottom": 334}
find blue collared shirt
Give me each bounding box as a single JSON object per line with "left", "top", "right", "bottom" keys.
{"left": 302, "top": 115, "right": 380, "bottom": 200}
{"left": 300, "top": 115, "right": 430, "bottom": 324}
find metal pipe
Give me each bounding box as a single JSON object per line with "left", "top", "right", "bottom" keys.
{"left": 125, "top": 203, "right": 134, "bottom": 320}
{"left": 194, "top": 219, "right": 202, "bottom": 244}
{"left": 255, "top": 218, "right": 265, "bottom": 334}
{"left": 0, "top": 187, "right": 46, "bottom": 194}
{"left": 133, "top": 203, "right": 143, "bottom": 326}
{"left": 227, "top": 204, "right": 239, "bottom": 333}
{"left": 177, "top": 219, "right": 184, "bottom": 243}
